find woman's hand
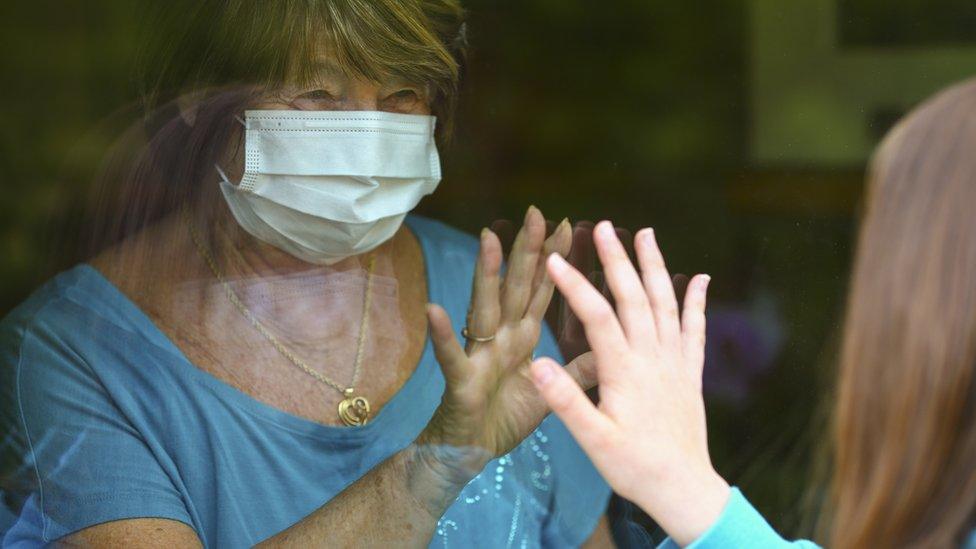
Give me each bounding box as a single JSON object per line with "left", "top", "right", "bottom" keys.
{"left": 417, "top": 206, "right": 596, "bottom": 483}
{"left": 530, "top": 221, "right": 731, "bottom": 547}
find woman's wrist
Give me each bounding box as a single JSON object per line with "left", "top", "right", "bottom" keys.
{"left": 634, "top": 465, "right": 732, "bottom": 547}
{"left": 404, "top": 438, "right": 491, "bottom": 519}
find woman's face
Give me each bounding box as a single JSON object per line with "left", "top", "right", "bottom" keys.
{"left": 255, "top": 57, "right": 432, "bottom": 115}
{"left": 207, "top": 55, "right": 434, "bottom": 199}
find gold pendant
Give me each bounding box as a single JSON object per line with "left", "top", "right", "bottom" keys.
{"left": 338, "top": 390, "right": 370, "bottom": 426}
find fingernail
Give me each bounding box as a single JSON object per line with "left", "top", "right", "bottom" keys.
{"left": 644, "top": 228, "right": 656, "bottom": 245}
{"left": 547, "top": 253, "right": 568, "bottom": 272}
{"left": 525, "top": 205, "right": 538, "bottom": 223}
{"left": 702, "top": 274, "right": 712, "bottom": 290}
{"left": 595, "top": 221, "right": 614, "bottom": 241}
{"left": 637, "top": 228, "right": 653, "bottom": 246}
{"left": 532, "top": 360, "right": 555, "bottom": 386}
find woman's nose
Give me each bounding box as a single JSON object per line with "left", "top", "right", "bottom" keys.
{"left": 337, "top": 97, "right": 380, "bottom": 111}
{"left": 340, "top": 83, "right": 383, "bottom": 111}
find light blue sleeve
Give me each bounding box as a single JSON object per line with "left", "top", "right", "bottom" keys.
{"left": 535, "top": 325, "right": 613, "bottom": 547}
{"left": 0, "top": 306, "right": 192, "bottom": 546}
{"left": 656, "top": 488, "right": 820, "bottom": 549}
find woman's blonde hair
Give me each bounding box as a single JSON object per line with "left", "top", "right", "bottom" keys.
{"left": 141, "top": 0, "right": 467, "bottom": 136}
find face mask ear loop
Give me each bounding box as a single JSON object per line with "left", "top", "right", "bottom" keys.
{"left": 214, "top": 115, "right": 248, "bottom": 189}
{"left": 215, "top": 163, "right": 235, "bottom": 187}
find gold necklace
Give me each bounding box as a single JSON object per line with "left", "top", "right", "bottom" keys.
{"left": 184, "top": 210, "right": 375, "bottom": 426}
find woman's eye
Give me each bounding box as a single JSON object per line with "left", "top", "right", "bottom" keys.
{"left": 299, "top": 89, "right": 336, "bottom": 101}
{"left": 382, "top": 89, "right": 424, "bottom": 112}
{"left": 392, "top": 89, "right": 418, "bottom": 100}
{"left": 292, "top": 89, "right": 338, "bottom": 109}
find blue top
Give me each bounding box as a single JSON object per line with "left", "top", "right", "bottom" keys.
{"left": 0, "top": 215, "right": 610, "bottom": 548}
{"left": 657, "top": 488, "right": 976, "bottom": 549}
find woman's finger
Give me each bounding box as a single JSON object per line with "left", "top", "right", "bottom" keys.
{"left": 465, "top": 228, "right": 503, "bottom": 352}
{"left": 530, "top": 357, "right": 614, "bottom": 453}
{"left": 526, "top": 219, "right": 572, "bottom": 324}
{"left": 681, "top": 274, "right": 711, "bottom": 380}
{"left": 501, "top": 206, "right": 546, "bottom": 323}
{"left": 531, "top": 218, "right": 570, "bottom": 289}
{"left": 427, "top": 304, "right": 468, "bottom": 385}
{"left": 547, "top": 253, "right": 630, "bottom": 367}
{"left": 562, "top": 352, "right": 598, "bottom": 391}
{"left": 635, "top": 228, "right": 681, "bottom": 345}
{"left": 593, "top": 221, "right": 655, "bottom": 345}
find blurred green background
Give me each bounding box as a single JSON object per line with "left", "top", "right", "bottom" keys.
{"left": 2, "top": 0, "right": 975, "bottom": 542}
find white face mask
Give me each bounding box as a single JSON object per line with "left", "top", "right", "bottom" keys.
{"left": 217, "top": 110, "right": 441, "bottom": 265}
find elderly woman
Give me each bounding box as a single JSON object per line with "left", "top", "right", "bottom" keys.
{"left": 0, "top": 1, "right": 611, "bottom": 547}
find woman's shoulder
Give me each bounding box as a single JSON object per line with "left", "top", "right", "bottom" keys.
{"left": 2, "top": 265, "right": 103, "bottom": 335}
{"left": 4, "top": 264, "right": 128, "bottom": 327}
{"left": 0, "top": 264, "right": 162, "bottom": 371}
{"left": 0, "top": 266, "right": 128, "bottom": 434}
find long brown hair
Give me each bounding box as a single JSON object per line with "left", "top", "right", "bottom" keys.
{"left": 831, "top": 78, "right": 976, "bottom": 548}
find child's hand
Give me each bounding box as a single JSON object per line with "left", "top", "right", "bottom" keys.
{"left": 530, "top": 221, "right": 730, "bottom": 547}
